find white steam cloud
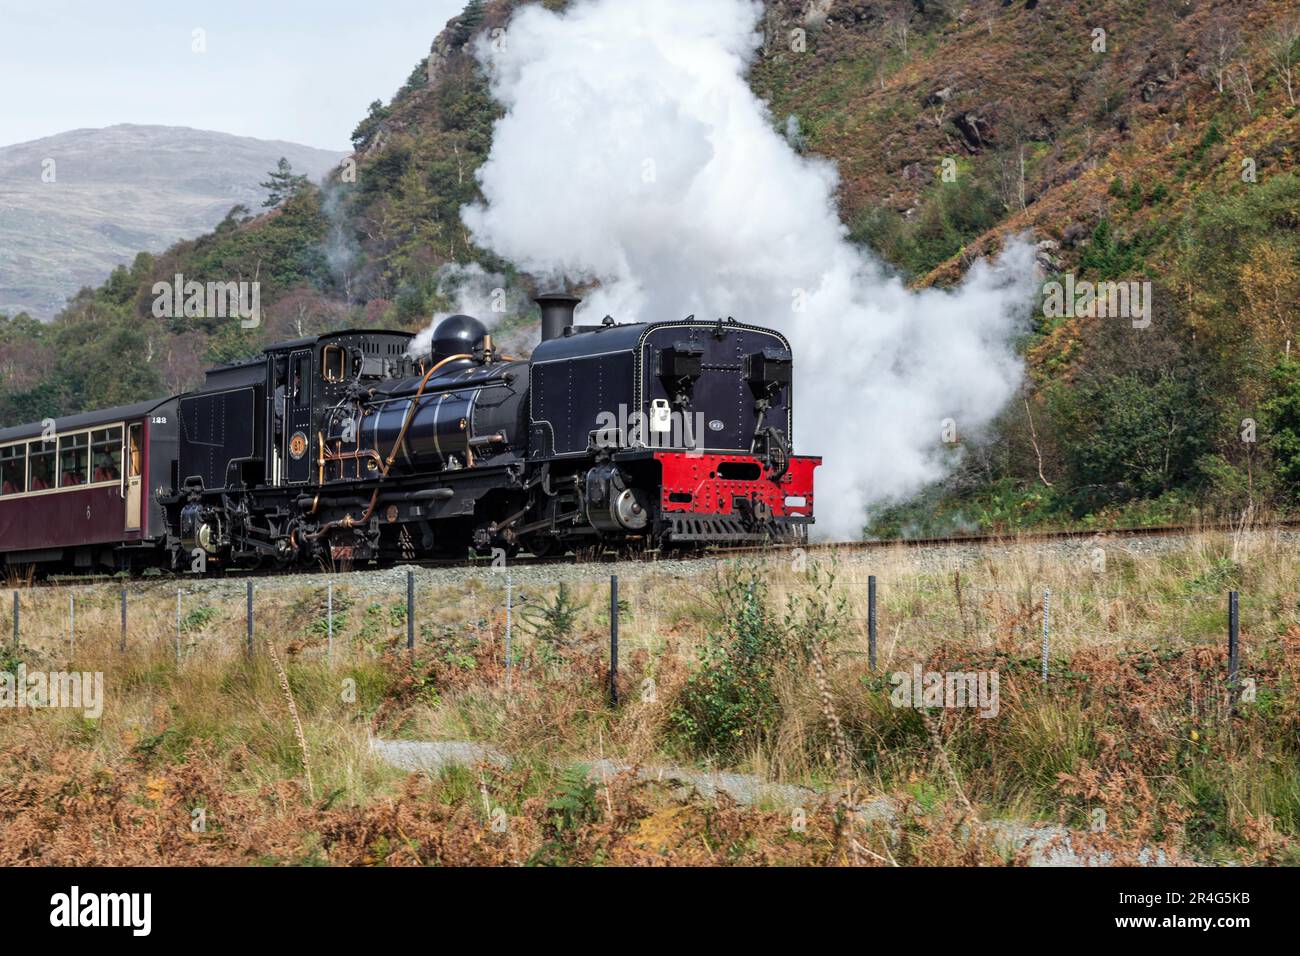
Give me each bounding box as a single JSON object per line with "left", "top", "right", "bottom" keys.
{"left": 462, "top": 0, "right": 1037, "bottom": 538}
{"left": 406, "top": 263, "right": 511, "bottom": 358}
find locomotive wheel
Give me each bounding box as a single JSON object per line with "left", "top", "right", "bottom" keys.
{"left": 520, "top": 534, "right": 557, "bottom": 559}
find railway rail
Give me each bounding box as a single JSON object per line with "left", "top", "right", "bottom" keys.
{"left": 19, "top": 518, "right": 1296, "bottom": 591}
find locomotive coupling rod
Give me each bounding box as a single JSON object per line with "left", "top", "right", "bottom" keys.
{"left": 487, "top": 505, "right": 529, "bottom": 534}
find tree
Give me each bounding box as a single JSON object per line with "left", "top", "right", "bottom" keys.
{"left": 0, "top": 380, "right": 65, "bottom": 427}
{"left": 886, "top": 5, "right": 910, "bottom": 57}
{"left": 0, "top": 311, "right": 49, "bottom": 396}
{"left": 1049, "top": 368, "right": 1215, "bottom": 510}
{"left": 1044, "top": 297, "right": 1219, "bottom": 513}
{"left": 1239, "top": 241, "right": 1300, "bottom": 355}
{"left": 995, "top": 97, "right": 1038, "bottom": 213}
{"left": 263, "top": 285, "right": 346, "bottom": 342}
{"left": 1226, "top": 61, "right": 1256, "bottom": 117}
{"left": 1263, "top": 359, "right": 1300, "bottom": 501}
{"left": 1169, "top": 173, "right": 1300, "bottom": 364}
{"left": 259, "top": 157, "right": 309, "bottom": 209}
{"left": 1268, "top": 19, "right": 1299, "bottom": 107}
{"left": 351, "top": 100, "right": 391, "bottom": 151}
{"left": 1199, "top": 17, "right": 1240, "bottom": 95}
{"left": 158, "top": 330, "right": 207, "bottom": 395}
{"left": 451, "top": 0, "right": 485, "bottom": 47}
{"left": 215, "top": 204, "right": 252, "bottom": 233}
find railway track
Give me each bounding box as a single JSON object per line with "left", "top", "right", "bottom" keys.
{"left": 798, "top": 517, "right": 1300, "bottom": 554}
{"left": 19, "top": 518, "right": 1297, "bottom": 591}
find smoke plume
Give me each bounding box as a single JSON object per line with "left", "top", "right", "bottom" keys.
{"left": 406, "top": 263, "right": 512, "bottom": 357}
{"left": 462, "top": 0, "right": 1037, "bottom": 538}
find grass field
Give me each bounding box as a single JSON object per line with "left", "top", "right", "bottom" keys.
{"left": 1, "top": 530, "right": 1297, "bottom": 865}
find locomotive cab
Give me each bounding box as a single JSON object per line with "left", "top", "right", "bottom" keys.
{"left": 527, "top": 296, "right": 819, "bottom": 547}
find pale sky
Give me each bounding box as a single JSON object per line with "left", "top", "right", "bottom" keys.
{"left": 0, "top": 0, "right": 468, "bottom": 150}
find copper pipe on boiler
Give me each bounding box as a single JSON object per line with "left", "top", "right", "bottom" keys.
{"left": 307, "top": 352, "right": 471, "bottom": 542}
{"left": 383, "top": 352, "right": 472, "bottom": 474}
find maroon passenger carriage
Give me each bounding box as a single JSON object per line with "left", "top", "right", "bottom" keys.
{"left": 0, "top": 398, "right": 179, "bottom": 573}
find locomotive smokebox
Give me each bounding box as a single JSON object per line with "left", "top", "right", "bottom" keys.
{"left": 536, "top": 292, "right": 582, "bottom": 342}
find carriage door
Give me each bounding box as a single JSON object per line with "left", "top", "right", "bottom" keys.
{"left": 283, "top": 349, "right": 313, "bottom": 484}
{"left": 124, "top": 423, "right": 143, "bottom": 531}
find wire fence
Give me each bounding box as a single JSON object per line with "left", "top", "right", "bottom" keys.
{"left": 6, "top": 560, "right": 1284, "bottom": 712}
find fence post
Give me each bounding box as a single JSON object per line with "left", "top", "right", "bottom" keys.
{"left": 69, "top": 594, "right": 75, "bottom": 659}
{"left": 120, "top": 587, "right": 127, "bottom": 653}
{"left": 176, "top": 589, "right": 182, "bottom": 664}
{"left": 327, "top": 581, "right": 333, "bottom": 663}
{"left": 11, "top": 592, "right": 17, "bottom": 649}
{"left": 1228, "top": 590, "right": 1240, "bottom": 707}
{"left": 609, "top": 575, "right": 619, "bottom": 707}
{"left": 246, "top": 580, "right": 253, "bottom": 656}
{"left": 1040, "top": 588, "right": 1051, "bottom": 684}
{"left": 406, "top": 570, "right": 415, "bottom": 664}
{"left": 504, "top": 574, "right": 512, "bottom": 691}
{"left": 868, "top": 574, "right": 877, "bottom": 671}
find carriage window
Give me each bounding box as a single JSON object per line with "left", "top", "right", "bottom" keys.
{"left": 91, "top": 426, "right": 123, "bottom": 482}
{"left": 59, "top": 432, "right": 90, "bottom": 487}
{"left": 28, "top": 440, "right": 55, "bottom": 491}
{"left": 0, "top": 445, "right": 24, "bottom": 496}
{"left": 322, "top": 345, "right": 346, "bottom": 383}
{"left": 127, "top": 424, "right": 142, "bottom": 478}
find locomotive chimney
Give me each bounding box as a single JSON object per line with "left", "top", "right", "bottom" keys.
{"left": 535, "top": 292, "right": 581, "bottom": 342}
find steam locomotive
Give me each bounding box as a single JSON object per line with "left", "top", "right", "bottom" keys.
{"left": 0, "top": 294, "right": 819, "bottom": 573}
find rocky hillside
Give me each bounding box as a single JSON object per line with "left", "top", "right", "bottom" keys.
{"left": 2, "top": 0, "right": 1297, "bottom": 533}
{"left": 0, "top": 125, "right": 345, "bottom": 318}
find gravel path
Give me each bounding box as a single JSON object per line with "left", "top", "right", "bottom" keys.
{"left": 369, "top": 738, "right": 1179, "bottom": 867}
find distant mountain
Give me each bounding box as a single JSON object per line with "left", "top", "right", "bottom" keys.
{"left": 0, "top": 125, "right": 346, "bottom": 318}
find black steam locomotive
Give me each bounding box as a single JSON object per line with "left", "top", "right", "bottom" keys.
{"left": 0, "top": 294, "right": 819, "bottom": 573}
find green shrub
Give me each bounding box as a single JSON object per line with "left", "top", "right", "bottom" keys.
{"left": 181, "top": 605, "right": 219, "bottom": 632}
{"left": 527, "top": 765, "right": 601, "bottom": 866}
{"left": 670, "top": 568, "right": 793, "bottom": 761}
{"left": 1263, "top": 358, "right": 1300, "bottom": 502}
{"left": 1047, "top": 368, "right": 1214, "bottom": 511}
{"left": 849, "top": 172, "right": 1002, "bottom": 277}
{"left": 546, "top": 766, "right": 599, "bottom": 832}
{"left": 520, "top": 583, "right": 587, "bottom": 659}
